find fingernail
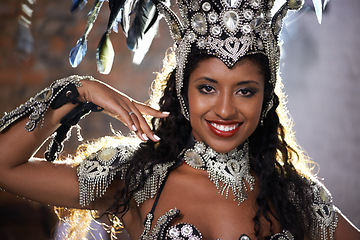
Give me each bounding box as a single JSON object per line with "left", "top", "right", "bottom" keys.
{"left": 153, "top": 134, "right": 161, "bottom": 141}
{"left": 132, "top": 125, "right": 137, "bottom": 131}
{"left": 162, "top": 111, "right": 170, "bottom": 115}
{"left": 142, "top": 133, "right": 149, "bottom": 141}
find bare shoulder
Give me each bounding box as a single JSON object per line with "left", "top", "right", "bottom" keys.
{"left": 334, "top": 211, "right": 360, "bottom": 240}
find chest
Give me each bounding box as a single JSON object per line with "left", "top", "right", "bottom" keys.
{"left": 125, "top": 165, "right": 282, "bottom": 239}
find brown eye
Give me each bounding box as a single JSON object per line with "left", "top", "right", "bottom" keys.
{"left": 198, "top": 85, "right": 216, "bottom": 94}
{"left": 237, "top": 88, "right": 255, "bottom": 97}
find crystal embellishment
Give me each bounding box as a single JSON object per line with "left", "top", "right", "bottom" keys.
{"left": 211, "top": 25, "right": 222, "bottom": 36}
{"left": 184, "top": 140, "right": 255, "bottom": 205}
{"left": 243, "top": 9, "right": 254, "bottom": 20}
{"left": 208, "top": 12, "right": 218, "bottom": 23}
{"left": 202, "top": 1, "right": 211, "bottom": 12}
{"left": 192, "top": 13, "right": 207, "bottom": 34}
{"left": 223, "top": 10, "right": 239, "bottom": 32}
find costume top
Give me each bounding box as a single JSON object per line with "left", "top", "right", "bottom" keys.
{"left": 77, "top": 142, "right": 339, "bottom": 240}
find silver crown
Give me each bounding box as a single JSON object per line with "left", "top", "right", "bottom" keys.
{"left": 156, "top": 0, "right": 305, "bottom": 120}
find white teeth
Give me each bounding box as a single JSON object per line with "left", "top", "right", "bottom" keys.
{"left": 210, "top": 122, "right": 238, "bottom": 132}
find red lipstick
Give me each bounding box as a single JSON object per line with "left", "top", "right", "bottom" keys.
{"left": 206, "top": 120, "right": 242, "bottom": 138}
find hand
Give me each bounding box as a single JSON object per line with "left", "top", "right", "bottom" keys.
{"left": 78, "top": 78, "right": 169, "bottom": 142}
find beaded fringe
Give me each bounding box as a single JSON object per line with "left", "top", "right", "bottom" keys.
{"left": 77, "top": 144, "right": 137, "bottom": 207}
{"left": 134, "top": 161, "right": 175, "bottom": 206}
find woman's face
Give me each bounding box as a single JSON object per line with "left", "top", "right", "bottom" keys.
{"left": 187, "top": 57, "right": 265, "bottom": 153}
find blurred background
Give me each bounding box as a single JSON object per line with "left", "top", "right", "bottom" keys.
{"left": 0, "top": 0, "right": 359, "bottom": 239}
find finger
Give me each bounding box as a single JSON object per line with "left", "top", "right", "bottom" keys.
{"left": 133, "top": 101, "right": 170, "bottom": 118}
{"left": 129, "top": 106, "right": 161, "bottom": 142}
{"left": 126, "top": 105, "right": 154, "bottom": 141}
{"left": 127, "top": 110, "right": 148, "bottom": 141}
{"left": 104, "top": 104, "right": 139, "bottom": 135}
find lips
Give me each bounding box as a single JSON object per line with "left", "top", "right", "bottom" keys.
{"left": 206, "top": 120, "right": 242, "bottom": 138}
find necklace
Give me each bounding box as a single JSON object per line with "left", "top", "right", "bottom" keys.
{"left": 183, "top": 140, "right": 255, "bottom": 205}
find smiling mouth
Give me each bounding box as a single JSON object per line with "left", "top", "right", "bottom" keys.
{"left": 206, "top": 121, "right": 242, "bottom": 138}
{"left": 210, "top": 122, "right": 239, "bottom": 132}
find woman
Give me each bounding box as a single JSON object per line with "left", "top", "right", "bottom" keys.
{"left": 0, "top": 0, "right": 359, "bottom": 239}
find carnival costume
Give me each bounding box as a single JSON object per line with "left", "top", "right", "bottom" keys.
{"left": 0, "top": 0, "right": 338, "bottom": 239}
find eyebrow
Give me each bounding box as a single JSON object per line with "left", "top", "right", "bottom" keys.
{"left": 194, "top": 77, "right": 260, "bottom": 86}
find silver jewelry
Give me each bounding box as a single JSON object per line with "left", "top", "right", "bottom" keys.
{"left": 184, "top": 140, "right": 255, "bottom": 205}
{"left": 133, "top": 161, "right": 175, "bottom": 206}
{"left": 156, "top": 0, "right": 304, "bottom": 120}
{"left": 128, "top": 111, "right": 134, "bottom": 116}
{"left": 77, "top": 143, "right": 139, "bottom": 207}
{"left": 0, "top": 75, "right": 92, "bottom": 133}
{"left": 288, "top": 179, "right": 339, "bottom": 240}
{"left": 260, "top": 97, "right": 274, "bottom": 126}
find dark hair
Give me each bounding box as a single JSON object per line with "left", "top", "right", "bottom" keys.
{"left": 108, "top": 53, "right": 314, "bottom": 239}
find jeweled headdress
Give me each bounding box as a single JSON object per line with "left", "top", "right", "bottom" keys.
{"left": 68, "top": 0, "right": 326, "bottom": 119}
{"left": 157, "top": 0, "right": 305, "bottom": 119}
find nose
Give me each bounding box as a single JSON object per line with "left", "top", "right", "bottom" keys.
{"left": 213, "top": 91, "right": 237, "bottom": 119}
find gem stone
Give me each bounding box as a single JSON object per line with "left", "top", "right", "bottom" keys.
{"left": 243, "top": 9, "right": 254, "bottom": 20}
{"left": 240, "top": 235, "right": 250, "bottom": 240}
{"left": 188, "top": 32, "right": 196, "bottom": 42}
{"left": 242, "top": 24, "right": 252, "bottom": 34}
{"left": 192, "top": 13, "right": 207, "bottom": 34}
{"left": 98, "top": 147, "right": 116, "bottom": 163}
{"left": 211, "top": 25, "right": 222, "bottom": 36}
{"left": 170, "top": 23, "right": 181, "bottom": 41}
{"left": 191, "top": 0, "right": 200, "bottom": 11}
{"left": 35, "top": 88, "right": 52, "bottom": 102}
{"left": 257, "top": 39, "right": 264, "bottom": 50}
{"left": 250, "top": 0, "right": 261, "bottom": 8}
{"left": 260, "top": 29, "right": 269, "bottom": 39}
{"left": 194, "top": 142, "right": 206, "bottom": 153}
{"left": 223, "top": 10, "right": 239, "bottom": 32}
{"left": 168, "top": 227, "right": 180, "bottom": 237}
{"left": 30, "top": 112, "right": 40, "bottom": 120}
{"left": 208, "top": 12, "right": 218, "bottom": 23}
{"left": 202, "top": 1, "right": 211, "bottom": 11}
{"left": 197, "top": 38, "right": 206, "bottom": 48}
{"left": 181, "top": 224, "right": 193, "bottom": 236}
{"left": 25, "top": 121, "right": 35, "bottom": 131}
{"left": 251, "top": 12, "right": 264, "bottom": 28}
{"left": 185, "top": 151, "right": 204, "bottom": 168}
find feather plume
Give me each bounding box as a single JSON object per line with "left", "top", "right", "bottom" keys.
{"left": 71, "top": 0, "right": 88, "bottom": 12}
{"left": 107, "top": 0, "right": 126, "bottom": 33}
{"left": 126, "top": 0, "right": 147, "bottom": 50}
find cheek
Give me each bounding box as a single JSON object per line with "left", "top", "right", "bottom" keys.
{"left": 188, "top": 89, "right": 208, "bottom": 117}
{"left": 243, "top": 95, "right": 263, "bottom": 121}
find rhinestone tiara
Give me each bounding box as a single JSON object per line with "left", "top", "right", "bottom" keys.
{"left": 156, "top": 0, "right": 304, "bottom": 120}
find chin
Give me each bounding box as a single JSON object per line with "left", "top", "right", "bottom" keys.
{"left": 203, "top": 137, "right": 247, "bottom": 153}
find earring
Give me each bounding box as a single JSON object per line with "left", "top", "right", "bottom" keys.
{"left": 260, "top": 98, "right": 274, "bottom": 126}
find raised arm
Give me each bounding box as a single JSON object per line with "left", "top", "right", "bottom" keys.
{"left": 0, "top": 76, "right": 169, "bottom": 209}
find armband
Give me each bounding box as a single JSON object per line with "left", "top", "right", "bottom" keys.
{"left": 0, "top": 75, "right": 103, "bottom": 161}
